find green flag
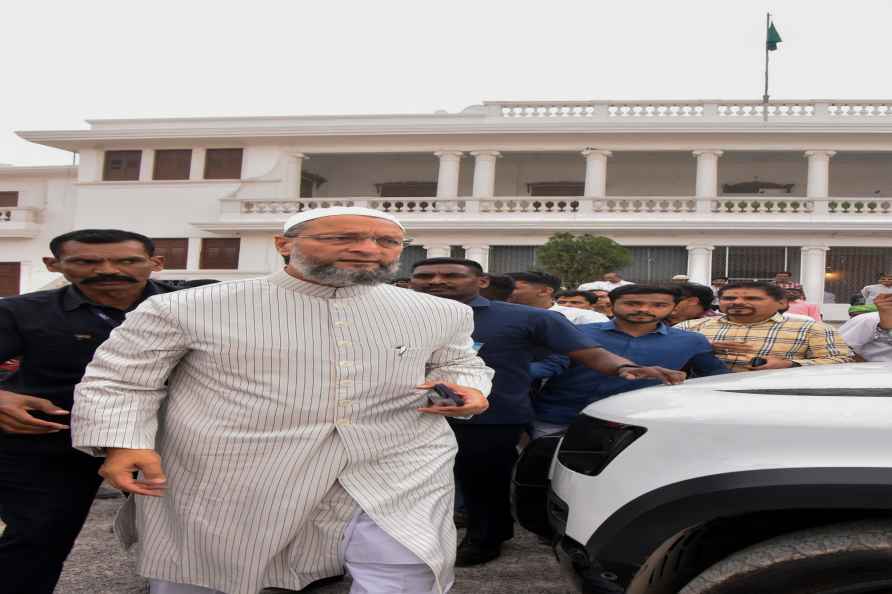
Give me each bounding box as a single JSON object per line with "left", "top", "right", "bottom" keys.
{"left": 767, "top": 22, "right": 782, "bottom": 51}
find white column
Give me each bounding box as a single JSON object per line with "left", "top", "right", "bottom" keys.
{"left": 805, "top": 150, "right": 836, "bottom": 198}
{"left": 463, "top": 245, "right": 490, "bottom": 273}
{"left": 693, "top": 150, "right": 723, "bottom": 198}
{"left": 190, "top": 148, "right": 206, "bottom": 180}
{"left": 186, "top": 237, "right": 202, "bottom": 270}
{"left": 470, "top": 151, "right": 500, "bottom": 198}
{"left": 283, "top": 152, "right": 307, "bottom": 199}
{"left": 424, "top": 245, "right": 451, "bottom": 258}
{"left": 800, "top": 246, "right": 829, "bottom": 305}
{"left": 435, "top": 151, "right": 463, "bottom": 198}
{"left": 686, "top": 245, "right": 714, "bottom": 285}
{"left": 78, "top": 150, "right": 102, "bottom": 182}
{"left": 139, "top": 149, "right": 155, "bottom": 181}
{"left": 582, "top": 148, "right": 612, "bottom": 197}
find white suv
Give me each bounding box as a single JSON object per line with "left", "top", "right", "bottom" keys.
{"left": 512, "top": 362, "right": 892, "bottom": 594}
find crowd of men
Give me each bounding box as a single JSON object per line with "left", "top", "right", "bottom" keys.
{"left": 1, "top": 210, "right": 890, "bottom": 594}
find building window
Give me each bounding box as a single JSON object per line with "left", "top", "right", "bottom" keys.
{"left": 0, "top": 262, "right": 20, "bottom": 297}
{"left": 200, "top": 238, "right": 240, "bottom": 269}
{"left": 712, "top": 246, "right": 800, "bottom": 283}
{"left": 204, "top": 149, "right": 243, "bottom": 179}
{"left": 825, "top": 247, "right": 892, "bottom": 304}
{"left": 0, "top": 192, "right": 18, "bottom": 207}
{"left": 103, "top": 150, "right": 142, "bottom": 181}
{"left": 301, "top": 172, "right": 327, "bottom": 198}
{"left": 489, "top": 246, "right": 538, "bottom": 274}
{"left": 152, "top": 238, "right": 188, "bottom": 269}
{"left": 153, "top": 150, "right": 192, "bottom": 180}
{"left": 617, "top": 246, "right": 689, "bottom": 283}
{"left": 397, "top": 246, "right": 426, "bottom": 277}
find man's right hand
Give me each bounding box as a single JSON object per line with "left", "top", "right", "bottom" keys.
{"left": 100, "top": 448, "right": 167, "bottom": 497}
{"left": 874, "top": 293, "right": 892, "bottom": 330}
{"left": 0, "top": 390, "right": 70, "bottom": 434}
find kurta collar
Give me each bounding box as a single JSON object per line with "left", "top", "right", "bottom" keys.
{"left": 266, "top": 268, "right": 376, "bottom": 299}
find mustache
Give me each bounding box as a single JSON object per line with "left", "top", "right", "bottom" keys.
{"left": 81, "top": 275, "right": 138, "bottom": 284}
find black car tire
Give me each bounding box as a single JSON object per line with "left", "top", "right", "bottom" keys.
{"left": 678, "top": 519, "right": 892, "bottom": 594}
{"left": 627, "top": 524, "right": 739, "bottom": 594}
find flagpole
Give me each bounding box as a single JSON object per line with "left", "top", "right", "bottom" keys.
{"left": 763, "top": 12, "right": 771, "bottom": 122}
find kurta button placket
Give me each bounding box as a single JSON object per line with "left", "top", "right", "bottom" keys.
{"left": 332, "top": 299, "right": 356, "bottom": 427}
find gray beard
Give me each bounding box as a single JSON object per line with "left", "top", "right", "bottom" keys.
{"left": 291, "top": 252, "right": 399, "bottom": 287}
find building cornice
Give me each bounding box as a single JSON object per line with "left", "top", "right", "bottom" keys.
{"left": 18, "top": 98, "right": 892, "bottom": 151}
{"left": 20, "top": 120, "right": 892, "bottom": 142}
{"left": 0, "top": 165, "right": 76, "bottom": 177}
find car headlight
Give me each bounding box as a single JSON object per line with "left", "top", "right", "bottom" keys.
{"left": 557, "top": 416, "right": 646, "bottom": 476}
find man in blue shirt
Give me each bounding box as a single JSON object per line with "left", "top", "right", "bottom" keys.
{"left": 531, "top": 284, "right": 729, "bottom": 438}
{"left": 409, "top": 259, "right": 686, "bottom": 566}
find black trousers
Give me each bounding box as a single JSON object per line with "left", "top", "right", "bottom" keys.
{"left": 451, "top": 423, "right": 526, "bottom": 547}
{"left": 0, "top": 438, "right": 104, "bottom": 594}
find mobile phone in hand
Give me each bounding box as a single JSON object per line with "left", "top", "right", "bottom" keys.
{"left": 427, "top": 384, "right": 465, "bottom": 407}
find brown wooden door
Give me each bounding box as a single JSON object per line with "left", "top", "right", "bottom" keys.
{"left": 200, "top": 238, "right": 240, "bottom": 269}
{"left": 0, "top": 263, "right": 21, "bottom": 297}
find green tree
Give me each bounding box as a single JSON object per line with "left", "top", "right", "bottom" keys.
{"left": 535, "top": 233, "right": 632, "bottom": 289}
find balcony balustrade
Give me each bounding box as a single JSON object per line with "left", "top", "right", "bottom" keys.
{"left": 0, "top": 207, "right": 41, "bottom": 237}
{"left": 215, "top": 196, "right": 892, "bottom": 231}
{"left": 488, "top": 100, "right": 892, "bottom": 120}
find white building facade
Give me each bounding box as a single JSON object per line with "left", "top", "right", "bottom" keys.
{"left": 4, "top": 99, "right": 892, "bottom": 320}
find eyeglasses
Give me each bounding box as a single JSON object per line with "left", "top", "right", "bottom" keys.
{"left": 286, "top": 233, "right": 413, "bottom": 249}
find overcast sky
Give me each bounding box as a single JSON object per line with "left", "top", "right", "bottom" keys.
{"left": 5, "top": 0, "right": 891, "bottom": 166}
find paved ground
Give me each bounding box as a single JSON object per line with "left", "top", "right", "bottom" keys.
{"left": 54, "top": 497, "right": 578, "bottom": 594}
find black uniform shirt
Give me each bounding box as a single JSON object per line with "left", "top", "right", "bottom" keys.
{"left": 0, "top": 280, "right": 175, "bottom": 411}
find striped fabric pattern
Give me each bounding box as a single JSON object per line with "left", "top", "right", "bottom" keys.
{"left": 676, "top": 313, "right": 854, "bottom": 372}
{"left": 71, "top": 270, "right": 493, "bottom": 594}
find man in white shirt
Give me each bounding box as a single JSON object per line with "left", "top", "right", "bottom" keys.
{"left": 840, "top": 293, "right": 892, "bottom": 362}
{"left": 578, "top": 271, "right": 634, "bottom": 293}
{"left": 507, "top": 272, "right": 608, "bottom": 325}
{"left": 861, "top": 273, "right": 892, "bottom": 304}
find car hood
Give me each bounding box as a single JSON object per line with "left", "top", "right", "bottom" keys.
{"left": 670, "top": 362, "right": 891, "bottom": 391}
{"left": 582, "top": 362, "right": 892, "bottom": 424}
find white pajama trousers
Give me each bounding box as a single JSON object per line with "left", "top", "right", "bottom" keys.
{"left": 149, "top": 509, "right": 448, "bottom": 594}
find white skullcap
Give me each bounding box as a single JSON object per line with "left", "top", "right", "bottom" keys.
{"left": 283, "top": 206, "right": 405, "bottom": 233}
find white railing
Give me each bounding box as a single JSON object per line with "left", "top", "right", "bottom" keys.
{"left": 224, "top": 197, "right": 892, "bottom": 219}
{"left": 486, "top": 100, "right": 892, "bottom": 121}
{"left": 0, "top": 207, "right": 41, "bottom": 238}
{"left": 0, "top": 207, "right": 39, "bottom": 223}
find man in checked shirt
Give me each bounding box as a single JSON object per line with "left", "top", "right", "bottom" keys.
{"left": 676, "top": 281, "right": 853, "bottom": 371}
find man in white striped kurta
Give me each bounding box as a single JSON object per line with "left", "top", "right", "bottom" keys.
{"left": 71, "top": 208, "right": 493, "bottom": 594}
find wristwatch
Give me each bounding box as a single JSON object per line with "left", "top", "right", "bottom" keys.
{"left": 789, "top": 361, "right": 802, "bottom": 368}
